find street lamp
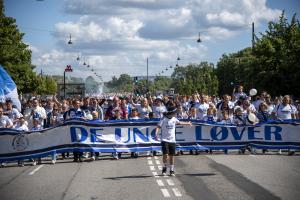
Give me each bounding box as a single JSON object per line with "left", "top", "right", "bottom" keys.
{"left": 68, "top": 34, "right": 72, "bottom": 45}
{"left": 197, "top": 32, "right": 202, "bottom": 43}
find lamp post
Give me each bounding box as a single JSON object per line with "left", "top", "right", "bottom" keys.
{"left": 146, "top": 58, "right": 149, "bottom": 85}
{"left": 63, "top": 65, "right": 73, "bottom": 99}
{"left": 146, "top": 58, "right": 149, "bottom": 94}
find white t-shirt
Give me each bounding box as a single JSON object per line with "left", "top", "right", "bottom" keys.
{"left": 158, "top": 117, "right": 179, "bottom": 143}
{"left": 5, "top": 108, "right": 22, "bottom": 121}
{"left": 195, "top": 102, "right": 209, "bottom": 120}
{"left": 0, "top": 115, "right": 13, "bottom": 128}
{"left": 272, "top": 104, "right": 297, "bottom": 120}
{"left": 135, "top": 104, "right": 152, "bottom": 119}
{"left": 14, "top": 124, "right": 29, "bottom": 131}
{"left": 233, "top": 92, "right": 246, "bottom": 101}
{"left": 253, "top": 99, "right": 263, "bottom": 110}
{"left": 153, "top": 105, "right": 167, "bottom": 118}
{"left": 267, "top": 104, "right": 275, "bottom": 115}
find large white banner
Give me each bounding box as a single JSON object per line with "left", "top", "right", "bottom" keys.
{"left": 0, "top": 119, "right": 299, "bottom": 161}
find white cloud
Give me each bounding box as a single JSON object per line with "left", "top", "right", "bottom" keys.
{"left": 33, "top": 0, "right": 282, "bottom": 82}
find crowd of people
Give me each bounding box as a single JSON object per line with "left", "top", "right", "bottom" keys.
{"left": 0, "top": 85, "right": 299, "bottom": 167}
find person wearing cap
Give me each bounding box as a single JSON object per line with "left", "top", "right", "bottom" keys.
{"left": 155, "top": 104, "right": 192, "bottom": 176}
{"left": 152, "top": 96, "right": 167, "bottom": 119}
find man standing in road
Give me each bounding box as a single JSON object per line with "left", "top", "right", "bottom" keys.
{"left": 155, "top": 104, "right": 192, "bottom": 176}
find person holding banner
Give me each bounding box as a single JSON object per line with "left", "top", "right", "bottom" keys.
{"left": 0, "top": 106, "right": 13, "bottom": 128}
{"left": 272, "top": 95, "right": 298, "bottom": 155}
{"left": 155, "top": 105, "right": 192, "bottom": 176}
{"left": 65, "top": 99, "right": 87, "bottom": 162}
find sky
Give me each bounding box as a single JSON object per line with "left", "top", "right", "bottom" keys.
{"left": 4, "top": 0, "right": 300, "bottom": 82}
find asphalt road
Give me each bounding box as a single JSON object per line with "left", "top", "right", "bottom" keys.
{"left": 0, "top": 151, "right": 299, "bottom": 200}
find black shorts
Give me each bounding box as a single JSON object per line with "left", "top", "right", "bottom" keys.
{"left": 161, "top": 141, "right": 176, "bottom": 155}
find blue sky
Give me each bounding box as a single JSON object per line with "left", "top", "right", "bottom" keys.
{"left": 4, "top": 0, "right": 300, "bottom": 82}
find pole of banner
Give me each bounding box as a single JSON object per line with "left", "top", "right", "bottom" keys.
{"left": 63, "top": 70, "right": 66, "bottom": 99}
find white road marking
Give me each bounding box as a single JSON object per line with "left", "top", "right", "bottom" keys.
{"left": 161, "top": 189, "right": 171, "bottom": 197}
{"left": 149, "top": 165, "right": 155, "bottom": 171}
{"left": 152, "top": 171, "right": 159, "bottom": 178}
{"left": 28, "top": 164, "right": 44, "bottom": 175}
{"left": 249, "top": 155, "right": 257, "bottom": 158}
{"left": 166, "top": 179, "right": 174, "bottom": 186}
{"left": 156, "top": 179, "right": 164, "bottom": 187}
{"left": 172, "top": 188, "right": 182, "bottom": 197}
{"left": 154, "top": 156, "right": 158, "bottom": 160}
{"left": 157, "top": 165, "right": 162, "bottom": 170}
{"left": 147, "top": 157, "right": 151, "bottom": 160}
{"left": 155, "top": 160, "right": 161, "bottom": 165}
{"left": 148, "top": 160, "right": 153, "bottom": 165}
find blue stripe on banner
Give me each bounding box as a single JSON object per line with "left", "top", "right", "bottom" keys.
{"left": 1, "top": 119, "right": 300, "bottom": 135}
{"left": 1, "top": 119, "right": 300, "bottom": 161}
{"left": 1, "top": 142, "right": 299, "bottom": 162}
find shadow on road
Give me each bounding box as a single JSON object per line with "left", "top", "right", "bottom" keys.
{"left": 103, "top": 174, "right": 153, "bottom": 180}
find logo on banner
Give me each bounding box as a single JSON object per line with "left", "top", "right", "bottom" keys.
{"left": 12, "top": 134, "right": 29, "bottom": 151}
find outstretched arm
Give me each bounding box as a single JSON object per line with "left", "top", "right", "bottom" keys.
{"left": 177, "top": 121, "right": 192, "bottom": 126}
{"left": 155, "top": 126, "right": 161, "bottom": 140}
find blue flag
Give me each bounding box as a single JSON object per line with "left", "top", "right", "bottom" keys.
{"left": 0, "top": 65, "right": 21, "bottom": 111}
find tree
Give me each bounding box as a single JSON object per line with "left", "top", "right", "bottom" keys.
{"left": 150, "top": 76, "right": 172, "bottom": 93}
{"left": 215, "top": 12, "right": 300, "bottom": 97}
{"left": 253, "top": 12, "right": 300, "bottom": 96}
{"left": 0, "top": 0, "right": 57, "bottom": 94}
{"left": 105, "top": 74, "right": 134, "bottom": 92}
{"left": 171, "top": 62, "right": 218, "bottom": 95}
{"left": 216, "top": 48, "right": 254, "bottom": 95}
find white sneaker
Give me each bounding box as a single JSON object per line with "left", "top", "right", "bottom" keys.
{"left": 112, "top": 153, "right": 119, "bottom": 160}
{"left": 83, "top": 152, "right": 89, "bottom": 158}
{"left": 51, "top": 160, "right": 56, "bottom": 164}
{"left": 32, "top": 161, "right": 37, "bottom": 166}
{"left": 251, "top": 147, "right": 256, "bottom": 154}
{"left": 278, "top": 149, "right": 282, "bottom": 154}
{"left": 91, "top": 156, "right": 96, "bottom": 161}
{"left": 1, "top": 162, "right": 6, "bottom": 167}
